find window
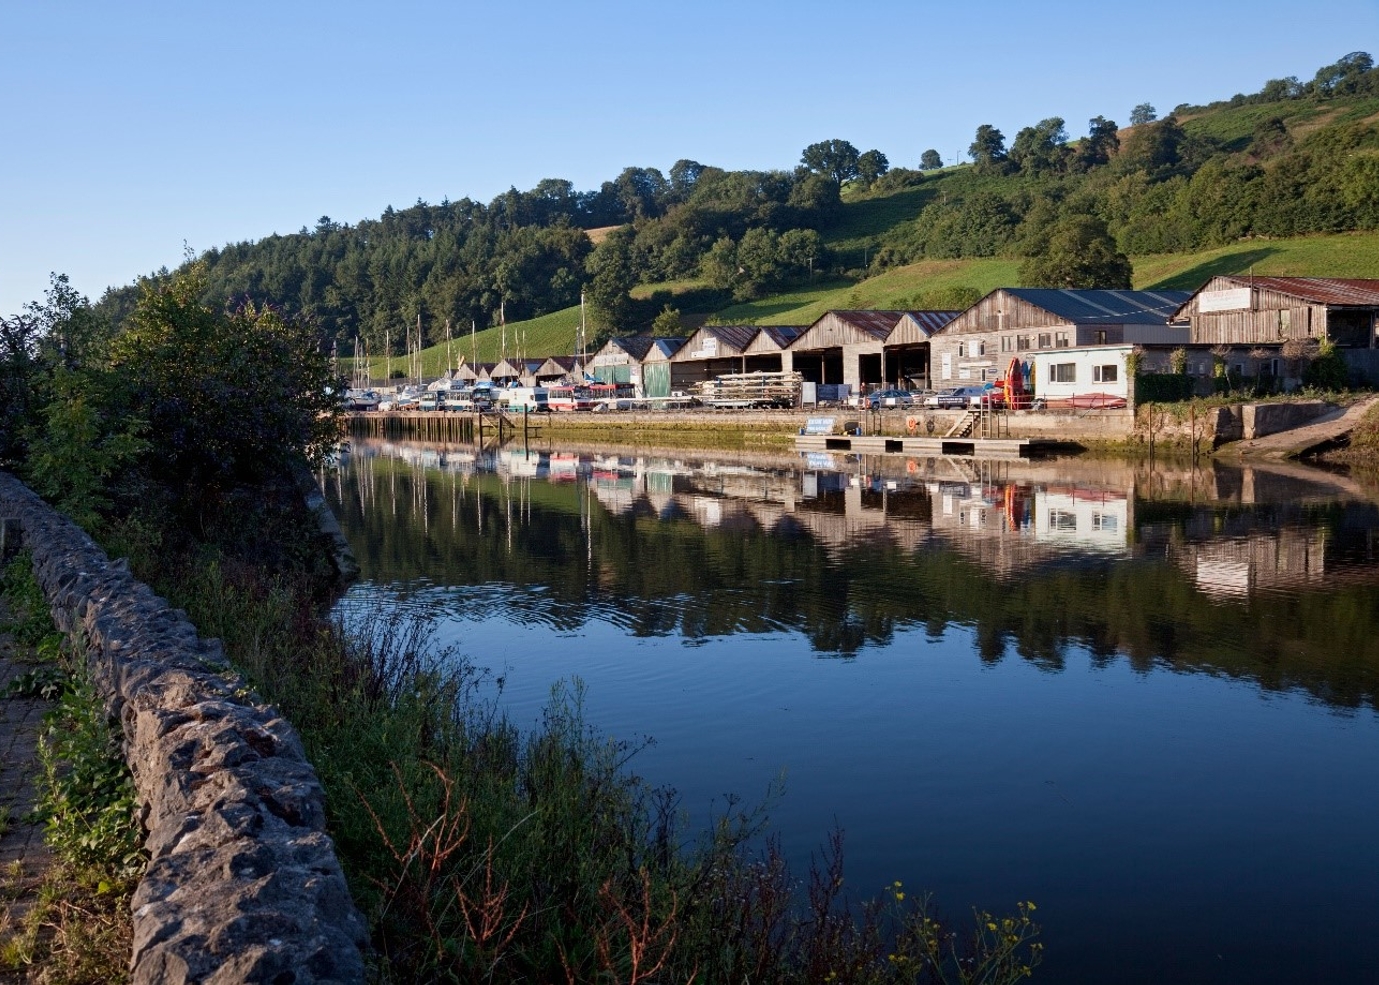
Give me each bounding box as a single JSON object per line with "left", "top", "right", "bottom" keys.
{"left": 1094, "top": 330, "right": 1108, "bottom": 345}
{"left": 1038, "top": 333, "right": 1052, "bottom": 348}
{"left": 1050, "top": 363, "right": 1076, "bottom": 383}
{"left": 955, "top": 341, "right": 964, "bottom": 358}
{"left": 1092, "top": 512, "right": 1118, "bottom": 533}
{"left": 1093, "top": 364, "right": 1118, "bottom": 383}
{"left": 1055, "top": 331, "right": 1070, "bottom": 348}
{"left": 1002, "top": 336, "right": 1014, "bottom": 352}
{"left": 1049, "top": 509, "right": 1077, "bottom": 531}
{"left": 978, "top": 340, "right": 986, "bottom": 356}
{"left": 1016, "top": 335, "right": 1032, "bottom": 351}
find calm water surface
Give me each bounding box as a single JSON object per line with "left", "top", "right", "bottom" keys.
{"left": 324, "top": 439, "right": 1379, "bottom": 985}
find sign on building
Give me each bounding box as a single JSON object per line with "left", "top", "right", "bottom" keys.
{"left": 1198, "top": 288, "right": 1251, "bottom": 313}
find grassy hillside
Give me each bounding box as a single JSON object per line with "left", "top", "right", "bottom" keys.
{"left": 368, "top": 228, "right": 1379, "bottom": 380}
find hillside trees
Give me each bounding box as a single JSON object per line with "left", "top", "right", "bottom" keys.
{"left": 83, "top": 51, "right": 1379, "bottom": 346}
{"left": 856, "top": 149, "right": 890, "bottom": 187}
{"left": 1010, "top": 117, "right": 1069, "bottom": 175}
{"left": 1019, "top": 214, "right": 1132, "bottom": 289}
{"left": 584, "top": 227, "right": 639, "bottom": 337}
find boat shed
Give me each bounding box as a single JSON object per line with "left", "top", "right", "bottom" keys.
{"left": 930, "top": 289, "right": 1191, "bottom": 386}
{"left": 640, "top": 337, "right": 688, "bottom": 397}
{"left": 536, "top": 354, "right": 584, "bottom": 383}
{"left": 781, "top": 310, "right": 959, "bottom": 391}
{"left": 516, "top": 359, "right": 546, "bottom": 386}
{"left": 669, "top": 325, "right": 766, "bottom": 385}
{"left": 489, "top": 358, "right": 523, "bottom": 384}
{"left": 588, "top": 336, "right": 660, "bottom": 390}
{"left": 1175, "top": 276, "right": 1379, "bottom": 383}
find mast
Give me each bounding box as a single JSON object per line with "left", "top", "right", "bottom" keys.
{"left": 580, "top": 291, "right": 587, "bottom": 378}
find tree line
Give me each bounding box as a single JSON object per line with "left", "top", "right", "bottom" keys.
{"left": 86, "top": 52, "right": 1379, "bottom": 353}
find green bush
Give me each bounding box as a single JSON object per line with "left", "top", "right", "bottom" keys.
{"left": 1135, "top": 373, "right": 1196, "bottom": 403}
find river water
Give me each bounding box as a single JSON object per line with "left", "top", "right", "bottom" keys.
{"left": 324, "top": 437, "right": 1379, "bottom": 985}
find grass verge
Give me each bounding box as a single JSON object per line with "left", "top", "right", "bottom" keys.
{"left": 0, "top": 554, "right": 141, "bottom": 985}
{"left": 89, "top": 499, "right": 1044, "bottom": 983}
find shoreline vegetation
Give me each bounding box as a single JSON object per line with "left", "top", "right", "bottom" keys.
{"left": 1, "top": 271, "right": 1047, "bottom": 981}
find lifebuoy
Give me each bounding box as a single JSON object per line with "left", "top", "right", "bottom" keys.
{"left": 906, "top": 458, "right": 918, "bottom": 474}
{"left": 905, "top": 416, "right": 920, "bottom": 434}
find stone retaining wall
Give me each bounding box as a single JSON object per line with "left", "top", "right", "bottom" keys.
{"left": 0, "top": 472, "right": 366, "bottom": 984}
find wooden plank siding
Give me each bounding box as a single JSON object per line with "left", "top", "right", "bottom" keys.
{"left": 1179, "top": 275, "right": 1379, "bottom": 348}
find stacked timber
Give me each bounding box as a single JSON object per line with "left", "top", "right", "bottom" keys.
{"left": 695, "top": 371, "right": 803, "bottom": 408}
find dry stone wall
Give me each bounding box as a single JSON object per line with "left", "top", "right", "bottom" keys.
{"left": 0, "top": 472, "right": 366, "bottom": 984}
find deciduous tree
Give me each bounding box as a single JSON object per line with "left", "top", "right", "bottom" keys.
{"left": 800, "top": 139, "right": 861, "bottom": 185}
{"left": 968, "top": 125, "right": 1008, "bottom": 172}
{"left": 1018, "top": 214, "right": 1133, "bottom": 289}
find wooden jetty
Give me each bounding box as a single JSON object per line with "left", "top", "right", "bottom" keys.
{"left": 347, "top": 409, "right": 537, "bottom": 444}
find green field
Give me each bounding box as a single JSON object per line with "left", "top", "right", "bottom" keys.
{"left": 367, "top": 229, "right": 1379, "bottom": 380}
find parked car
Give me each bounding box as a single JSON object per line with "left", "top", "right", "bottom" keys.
{"left": 868, "top": 388, "right": 914, "bottom": 409}
{"left": 924, "top": 386, "right": 984, "bottom": 409}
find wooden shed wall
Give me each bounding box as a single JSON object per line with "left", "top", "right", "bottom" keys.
{"left": 943, "top": 292, "right": 1072, "bottom": 336}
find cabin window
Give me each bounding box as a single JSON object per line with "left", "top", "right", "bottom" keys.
{"left": 1050, "top": 363, "right": 1076, "bottom": 383}
{"left": 1093, "top": 364, "right": 1118, "bottom": 383}
{"left": 1092, "top": 512, "right": 1118, "bottom": 533}
{"left": 1038, "top": 333, "right": 1052, "bottom": 349}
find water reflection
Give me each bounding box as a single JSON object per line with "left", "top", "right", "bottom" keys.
{"left": 326, "top": 438, "right": 1379, "bottom": 709}
{"left": 324, "top": 439, "right": 1379, "bottom": 985}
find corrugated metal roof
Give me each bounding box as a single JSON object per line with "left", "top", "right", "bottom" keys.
{"left": 699, "top": 325, "right": 760, "bottom": 351}
{"left": 897, "top": 310, "right": 963, "bottom": 336}
{"left": 609, "top": 335, "right": 659, "bottom": 360}
{"left": 1220, "top": 276, "right": 1379, "bottom": 307}
{"left": 1002, "top": 289, "right": 1192, "bottom": 324}
{"left": 828, "top": 310, "right": 909, "bottom": 341}
{"left": 757, "top": 325, "right": 805, "bottom": 348}
{"left": 647, "top": 337, "right": 687, "bottom": 359}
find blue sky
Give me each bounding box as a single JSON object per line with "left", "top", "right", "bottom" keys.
{"left": 3, "top": 0, "right": 1376, "bottom": 316}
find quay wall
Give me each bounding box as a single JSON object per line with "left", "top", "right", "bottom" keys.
{"left": 0, "top": 472, "right": 366, "bottom": 984}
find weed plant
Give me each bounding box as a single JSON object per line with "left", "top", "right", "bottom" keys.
{"left": 0, "top": 553, "right": 139, "bottom": 983}
{"left": 98, "top": 507, "right": 1044, "bottom": 984}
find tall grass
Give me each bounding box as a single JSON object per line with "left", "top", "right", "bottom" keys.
{"left": 100, "top": 508, "right": 1043, "bottom": 984}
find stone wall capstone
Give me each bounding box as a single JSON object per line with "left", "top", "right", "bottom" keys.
{"left": 0, "top": 472, "right": 366, "bottom": 984}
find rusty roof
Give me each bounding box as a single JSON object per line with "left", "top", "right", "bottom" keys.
{"left": 899, "top": 310, "right": 963, "bottom": 336}
{"left": 825, "top": 310, "right": 910, "bottom": 341}
{"left": 1219, "top": 276, "right": 1379, "bottom": 307}
{"left": 700, "top": 325, "right": 760, "bottom": 351}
